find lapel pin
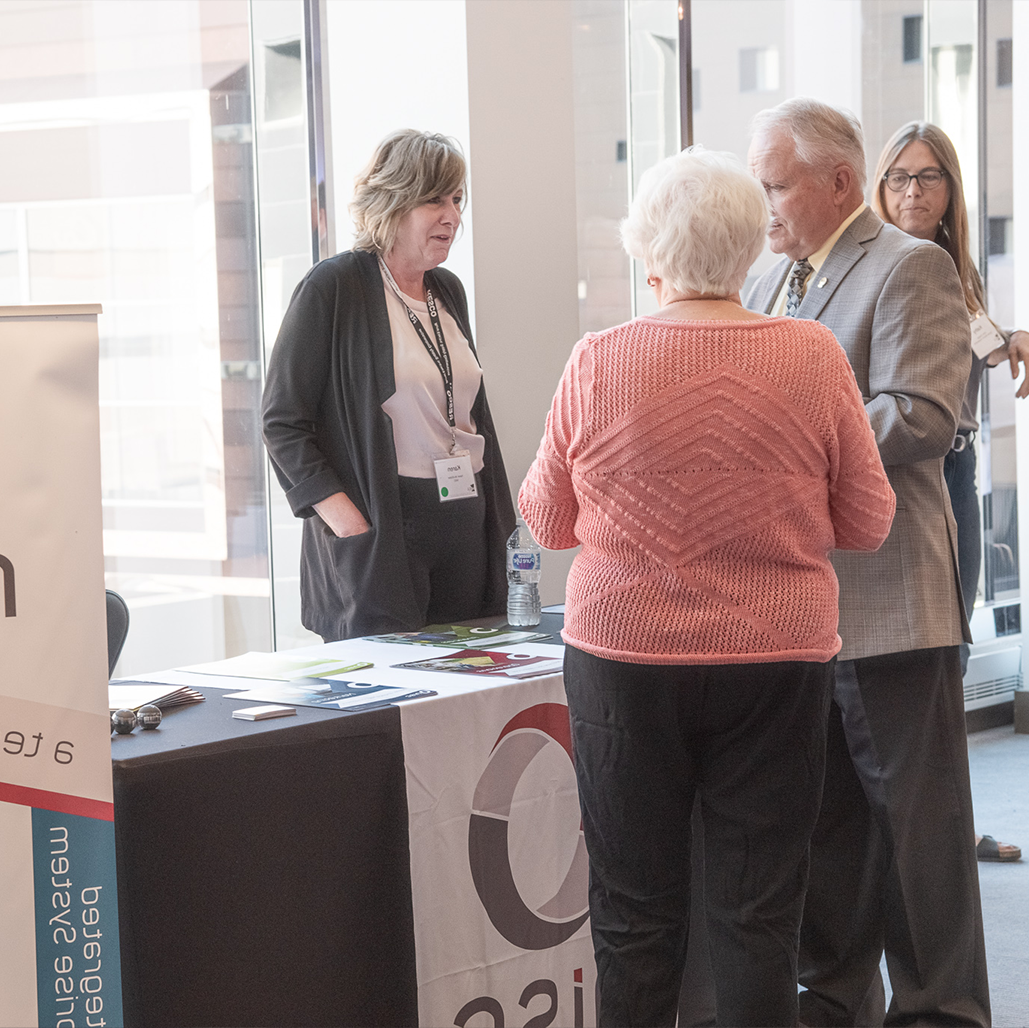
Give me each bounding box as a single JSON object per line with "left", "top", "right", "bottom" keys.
{"left": 817, "top": 277, "right": 827, "bottom": 288}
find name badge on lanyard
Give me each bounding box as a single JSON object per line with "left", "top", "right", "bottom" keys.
{"left": 380, "top": 257, "right": 478, "bottom": 503}
{"left": 970, "top": 309, "right": 1005, "bottom": 360}
{"left": 433, "top": 450, "right": 477, "bottom": 502}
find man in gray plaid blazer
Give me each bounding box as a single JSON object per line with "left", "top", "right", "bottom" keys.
{"left": 746, "top": 98, "right": 988, "bottom": 1027}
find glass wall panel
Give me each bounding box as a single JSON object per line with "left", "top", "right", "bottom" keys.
{"left": 686, "top": 0, "right": 934, "bottom": 286}
{"left": 627, "top": 0, "right": 680, "bottom": 315}
{"left": 860, "top": 0, "right": 925, "bottom": 183}
{"left": 980, "top": 0, "right": 1019, "bottom": 604}
{"left": 251, "top": 0, "right": 321, "bottom": 652}
{"left": 924, "top": 0, "right": 1021, "bottom": 613}
{"left": 689, "top": 0, "right": 785, "bottom": 294}
{"left": 0, "top": 0, "right": 272, "bottom": 673}
{"left": 573, "top": 0, "right": 632, "bottom": 336}
{"left": 927, "top": 1, "right": 979, "bottom": 254}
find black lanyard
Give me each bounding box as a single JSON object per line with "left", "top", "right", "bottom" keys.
{"left": 380, "top": 259, "right": 455, "bottom": 429}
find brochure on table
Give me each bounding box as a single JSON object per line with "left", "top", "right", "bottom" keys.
{"left": 223, "top": 679, "right": 433, "bottom": 710}
{"left": 141, "top": 635, "right": 567, "bottom": 704}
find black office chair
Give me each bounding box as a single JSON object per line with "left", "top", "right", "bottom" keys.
{"left": 106, "top": 589, "right": 130, "bottom": 678}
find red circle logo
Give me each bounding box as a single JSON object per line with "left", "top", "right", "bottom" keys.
{"left": 467, "top": 703, "right": 589, "bottom": 950}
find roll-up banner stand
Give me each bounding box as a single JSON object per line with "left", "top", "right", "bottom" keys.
{"left": 0, "top": 305, "right": 124, "bottom": 1028}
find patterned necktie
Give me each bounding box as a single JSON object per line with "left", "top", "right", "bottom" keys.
{"left": 785, "top": 258, "right": 814, "bottom": 317}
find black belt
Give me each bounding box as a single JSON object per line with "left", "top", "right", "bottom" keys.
{"left": 952, "top": 430, "right": 975, "bottom": 452}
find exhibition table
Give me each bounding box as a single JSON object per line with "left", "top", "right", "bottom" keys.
{"left": 110, "top": 613, "right": 594, "bottom": 1028}
{"left": 111, "top": 692, "right": 416, "bottom": 1027}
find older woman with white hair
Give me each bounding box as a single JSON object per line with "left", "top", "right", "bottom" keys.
{"left": 519, "top": 148, "right": 896, "bottom": 1027}
{"left": 263, "top": 129, "right": 514, "bottom": 640}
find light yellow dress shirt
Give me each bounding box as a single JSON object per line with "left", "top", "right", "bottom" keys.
{"left": 770, "top": 203, "right": 868, "bottom": 316}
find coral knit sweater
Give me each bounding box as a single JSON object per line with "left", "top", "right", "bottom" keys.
{"left": 519, "top": 315, "right": 896, "bottom": 665}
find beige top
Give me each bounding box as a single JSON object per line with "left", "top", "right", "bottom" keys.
{"left": 379, "top": 268, "right": 485, "bottom": 478}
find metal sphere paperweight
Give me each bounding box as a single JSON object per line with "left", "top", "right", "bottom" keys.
{"left": 137, "top": 704, "right": 163, "bottom": 729}
{"left": 111, "top": 709, "right": 137, "bottom": 734}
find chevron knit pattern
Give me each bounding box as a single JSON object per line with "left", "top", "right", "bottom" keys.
{"left": 519, "top": 315, "right": 895, "bottom": 665}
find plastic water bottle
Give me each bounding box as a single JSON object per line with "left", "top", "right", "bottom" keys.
{"left": 506, "top": 519, "right": 542, "bottom": 626}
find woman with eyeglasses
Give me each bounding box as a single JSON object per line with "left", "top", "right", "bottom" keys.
{"left": 874, "top": 121, "right": 1027, "bottom": 863}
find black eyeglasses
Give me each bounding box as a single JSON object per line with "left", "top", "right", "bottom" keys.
{"left": 883, "top": 168, "right": 947, "bottom": 192}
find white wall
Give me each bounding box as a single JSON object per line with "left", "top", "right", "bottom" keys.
{"left": 789, "top": 0, "right": 863, "bottom": 118}
{"left": 325, "top": 0, "right": 475, "bottom": 319}
{"left": 466, "top": 0, "right": 582, "bottom": 604}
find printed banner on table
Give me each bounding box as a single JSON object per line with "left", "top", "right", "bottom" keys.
{"left": 0, "top": 306, "right": 124, "bottom": 1028}
{"left": 400, "top": 674, "right": 596, "bottom": 1028}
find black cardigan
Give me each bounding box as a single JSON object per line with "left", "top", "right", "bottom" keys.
{"left": 262, "top": 250, "right": 515, "bottom": 640}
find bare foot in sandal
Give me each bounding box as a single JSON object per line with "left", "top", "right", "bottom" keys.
{"left": 976, "top": 834, "right": 1021, "bottom": 862}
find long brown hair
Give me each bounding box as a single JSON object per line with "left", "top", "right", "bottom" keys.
{"left": 873, "top": 121, "right": 984, "bottom": 314}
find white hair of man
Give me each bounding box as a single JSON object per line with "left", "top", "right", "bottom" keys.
{"left": 620, "top": 147, "right": 768, "bottom": 297}
{"left": 751, "top": 97, "right": 867, "bottom": 193}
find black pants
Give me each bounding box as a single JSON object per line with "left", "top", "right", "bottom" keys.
{"left": 798, "top": 647, "right": 990, "bottom": 1028}
{"left": 397, "top": 474, "right": 488, "bottom": 626}
{"left": 563, "top": 645, "right": 835, "bottom": 1028}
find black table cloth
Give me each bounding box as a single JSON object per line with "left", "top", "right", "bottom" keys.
{"left": 111, "top": 689, "right": 417, "bottom": 1027}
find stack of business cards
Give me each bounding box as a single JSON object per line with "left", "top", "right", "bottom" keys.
{"left": 232, "top": 704, "right": 297, "bottom": 721}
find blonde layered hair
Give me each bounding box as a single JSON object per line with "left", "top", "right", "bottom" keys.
{"left": 620, "top": 147, "right": 768, "bottom": 297}
{"left": 873, "top": 121, "right": 984, "bottom": 315}
{"left": 350, "top": 129, "right": 466, "bottom": 255}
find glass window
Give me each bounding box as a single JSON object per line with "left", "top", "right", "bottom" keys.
{"left": 263, "top": 39, "right": 304, "bottom": 122}
{"left": 903, "top": 14, "right": 924, "bottom": 63}
{"left": 989, "top": 216, "right": 1013, "bottom": 256}
{"left": 627, "top": 0, "right": 682, "bottom": 315}
{"left": 739, "top": 47, "right": 780, "bottom": 93}
{"left": 0, "top": 0, "right": 274, "bottom": 673}
{"left": 573, "top": 0, "right": 632, "bottom": 336}
{"left": 981, "top": 1, "right": 1018, "bottom": 604}
{"left": 251, "top": 0, "right": 321, "bottom": 653}
{"left": 996, "top": 36, "right": 1012, "bottom": 87}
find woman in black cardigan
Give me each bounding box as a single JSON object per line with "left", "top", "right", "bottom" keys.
{"left": 262, "top": 129, "right": 515, "bottom": 641}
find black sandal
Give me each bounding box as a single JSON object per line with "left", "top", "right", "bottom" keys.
{"left": 976, "top": 834, "right": 1021, "bottom": 862}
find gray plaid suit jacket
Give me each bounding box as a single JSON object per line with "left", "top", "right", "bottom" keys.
{"left": 746, "top": 207, "right": 972, "bottom": 660}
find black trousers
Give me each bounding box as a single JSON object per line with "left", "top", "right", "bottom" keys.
{"left": 563, "top": 645, "right": 835, "bottom": 1028}
{"left": 397, "top": 474, "right": 488, "bottom": 626}
{"left": 798, "top": 647, "right": 990, "bottom": 1028}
